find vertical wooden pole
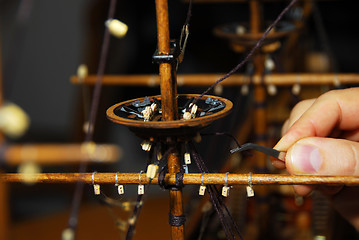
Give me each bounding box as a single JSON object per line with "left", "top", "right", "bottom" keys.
{"left": 155, "top": 0, "right": 178, "bottom": 121}
{"left": 168, "top": 152, "right": 185, "bottom": 239}
{"left": 0, "top": 38, "right": 10, "bottom": 240}
{"left": 250, "top": 1, "right": 270, "bottom": 239}
{"left": 155, "top": 1, "right": 183, "bottom": 239}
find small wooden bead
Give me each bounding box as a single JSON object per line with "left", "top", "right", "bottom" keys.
{"left": 105, "top": 19, "right": 128, "bottom": 38}
{"left": 0, "top": 103, "right": 30, "bottom": 138}
{"left": 235, "top": 25, "right": 246, "bottom": 34}
{"left": 62, "top": 228, "right": 75, "bottom": 240}
{"left": 292, "top": 83, "right": 301, "bottom": 95}
{"left": 182, "top": 112, "right": 192, "bottom": 120}
{"left": 77, "top": 64, "right": 88, "bottom": 80}
{"left": 141, "top": 141, "right": 152, "bottom": 151}
{"left": 146, "top": 164, "right": 159, "bottom": 179}
{"left": 214, "top": 84, "right": 223, "bottom": 95}
{"left": 265, "top": 57, "right": 275, "bottom": 71}
{"left": 241, "top": 84, "right": 249, "bottom": 95}
{"left": 267, "top": 84, "right": 277, "bottom": 96}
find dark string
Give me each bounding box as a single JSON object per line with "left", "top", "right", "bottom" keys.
{"left": 189, "top": 142, "right": 243, "bottom": 240}
{"left": 183, "top": 0, "right": 193, "bottom": 27}
{"left": 191, "top": 0, "right": 299, "bottom": 107}
{"left": 125, "top": 147, "right": 154, "bottom": 240}
{"left": 126, "top": 144, "right": 176, "bottom": 239}
{"left": 66, "top": 0, "right": 118, "bottom": 232}
{"left": 189, "top": 142, "right": 234, "bottom": 239}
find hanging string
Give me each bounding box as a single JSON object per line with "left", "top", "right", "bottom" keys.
{"left": 126, "top": 143, "right": 176, "bottom": 240}
{"left": 66, "top": 0, "right": 118, "bottom": 233}
{"left": 189, "top": 142, "right": 243, "bottom": 240}
{"left": 191, "top": 0, "right": 298, "bottom": 107}
{"left": 183, "top": 0, "right": 193, "bottom": 27}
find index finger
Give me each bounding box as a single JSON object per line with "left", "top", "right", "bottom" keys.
{"left": 274, "top": 88, "right": 359, "bottom": 151}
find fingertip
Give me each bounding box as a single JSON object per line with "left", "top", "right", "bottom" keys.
{"left": 271, "top": 158, "right": 286, "bottom": 169}
{"left": 293, "top": 185, "right": 314, "bottom": 196}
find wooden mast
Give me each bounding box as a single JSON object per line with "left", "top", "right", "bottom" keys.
{"left": 155, "top": 0, "right": 184, "bottom": 239}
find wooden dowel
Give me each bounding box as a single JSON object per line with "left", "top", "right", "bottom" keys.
{"left": 2, "top": 144, "right": 121, "bottom": 166}
{"left": 1, "top": 173, "right": 359, "bottom": 186}
{"left": 71, "top": 73, "right": 359, "bottom": 86}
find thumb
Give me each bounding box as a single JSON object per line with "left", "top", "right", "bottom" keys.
{"left": 285, "top": 137, "right": 359, "bottom": 176}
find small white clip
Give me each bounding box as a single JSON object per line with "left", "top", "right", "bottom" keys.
{"left": 184, "top": 152, "right": 191, "bottom": 164}
{"left": 292, "top": 75, "right": 301, "bottom": 95}
{"left": 92, "top": 171, "right": 100, "bottom": 195}
{"left": 246, "top": 172, "right": 254, "bottom": 197}
{"left": 138, "top": 171, "right": 144, "bottom": 195}
{"left": 222, "top": 172, "right": 230, "bottom": 197}
{"left": 141, "top": 140, "right": 152, "bottom": 151}
{"left": 333, "top": 74, "right": 341, "bottom": 88}
{"left": 115, "top": 172, "right": 124, "bottom": 195}
{"left": 199, "top": 173, "right": 206, "bottom": 196}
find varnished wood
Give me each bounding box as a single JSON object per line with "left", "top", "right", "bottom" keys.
{"left": 3, "top": 144, "right": 120, "bottom": 166}
{"left": 156, "top": 0, "right": 178, "bottom": 121}
{"left": 1, "top": 172, "right": 359, "bottom": 186}
{"left": 168, "top": 152, "right": 185, "bottom": 239}
{"left": 71, "top": 73, "right": 359, "bottom": 86}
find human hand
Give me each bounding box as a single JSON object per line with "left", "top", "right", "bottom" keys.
{"left": 273, "top": 87, "right": 359, "bottom": 230}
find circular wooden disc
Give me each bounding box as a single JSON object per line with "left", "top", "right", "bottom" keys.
{"left": 213, "top": 21, "right": 296, "bottom": 48}
{"left": 106, "top": 94, "right": 233, "bottom": 139}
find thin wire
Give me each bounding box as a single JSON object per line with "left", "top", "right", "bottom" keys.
{"left": 191, "top": 0, "right": 298, "bottom": 106}
{"left": 189, "top": 142, "right": 243, "bottom": 240}
{"left": 66, "top": 0, "right": 118, "bottom": 232}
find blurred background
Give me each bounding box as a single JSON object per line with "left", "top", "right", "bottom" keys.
{"left": 1, "top": 0, "right": 359, "bottom": 239}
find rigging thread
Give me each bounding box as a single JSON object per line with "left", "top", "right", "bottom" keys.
{"left": 66, "top": 0, "right": 118, "bottom": 234}
{"left": 191, "top": 0, "right": 299, "bottom": 107}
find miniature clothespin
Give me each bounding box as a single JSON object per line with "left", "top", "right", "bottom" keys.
{"left": 141, "top": 140, "right": 152, "bottom": 151}
{"left": 292, "top": 75, "right": 301, "bottom": 95}
{"left": 246, "top": 172, "right": 254, "bottom": 197}
{"left": 184, "top": 143, "right": 191, "bottom": 164}
{"left": 92, "top": 171, "right": 100, "bottom": 195}
{"left": 138, "top": 171, "right": 145, "bottom": 195}
{"left": 115, "top": 172, "right": 125, "bottom": 195}
{"left": 199, "top": 173, "right": 206, "bottom": 196}
{"left": 222, "top": 172, "right": 230, "bottom": 197}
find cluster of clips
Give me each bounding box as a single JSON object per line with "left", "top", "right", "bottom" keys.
{"left": 91, "top": 171, "right": 147, "bottom": 196}
{"left": 197, "top": 172, "right": 254, "bottom": 198}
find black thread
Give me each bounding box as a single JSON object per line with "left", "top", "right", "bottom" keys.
{"left": 191, "top": 0, "right": 299, "bottom": 107}
{"left": 158, "top": 164, "right": 185, "bottom": 191}
{"left": 189, "top": 142, "right": 244, "bottom": 240}
{"left": 67, "top": 0, "right": 118, "bottom": 232}
{"left": 169, "top": 213, "right": 186, "bottom": 227}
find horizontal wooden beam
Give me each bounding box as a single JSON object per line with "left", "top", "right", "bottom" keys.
{"left": 71, "top": 73, "right": 359, "bottom": 87}
{"left": 2, "top": 144, "right": 121, "bottom": 166}
{"left": 1, "top": 172, "right": 358, "bottom": 186}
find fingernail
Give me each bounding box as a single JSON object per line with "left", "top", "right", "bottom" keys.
{"left": 290, "top": 144, "right": 322, "bottom": 173}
